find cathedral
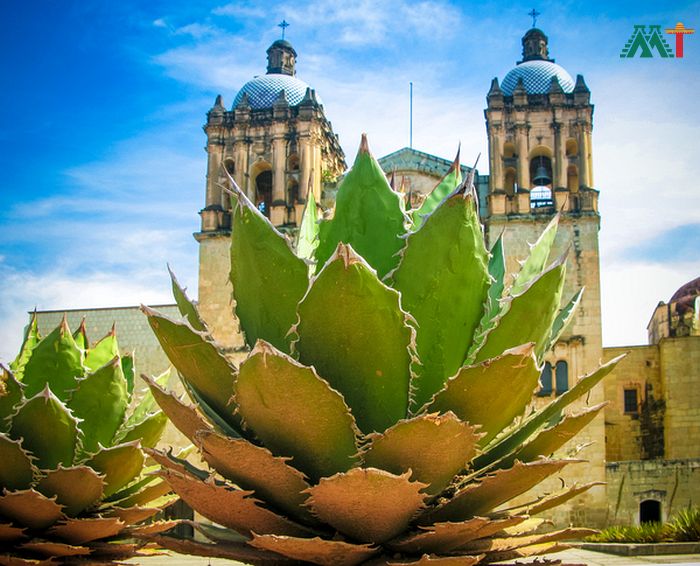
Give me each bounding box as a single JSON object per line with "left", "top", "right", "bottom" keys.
{"left": 32, "top": 27, "right": 699, "bottom": 529}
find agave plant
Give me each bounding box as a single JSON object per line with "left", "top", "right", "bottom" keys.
{"left": 143, "top": 134, "right": 623, "bottom": 565}
{"left": 0, "top": 317, "right": 177, "bottom": 564}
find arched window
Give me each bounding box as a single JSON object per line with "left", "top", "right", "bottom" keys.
{"left": 287, "top": 153, "right": 300, "bottom": 172}
{"left": 504, "top": 167, "right": 516, "bottom": 195}
{"left": 288, "top": 180, "right": 299, "bottom": 205}
{"left": 555, "top": 360, "right": 569, "bottom": 394}
{"left": 529, "top": 154, "right": 553, "bottom": 208}
{"left": 503, "top": 142, "right": 516, "bottom": 159}
{"left": 567, "top": 165, "right": 579, "bottom": 193}
{"left": 224, "top": 158, "right": 236, "bottom": 175}
{"left": 640, "top": 500, "right": 661, "bottom": 524}
{"left": 255, "top": 170, "right": 272, "bottom": 217}
{"left": 538, "top": 362, "right": 553, "bottom": 396}
{"left": 565, "top": 138, "right": 578, "bottom": 158}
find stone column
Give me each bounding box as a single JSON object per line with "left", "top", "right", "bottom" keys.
{"left": 270, "top": 136, "right": 287, "bottom": 226}
{"left": 491, "top": 125, "right": 503, "bottom": 191}
{"left": 516, "top": 125, "right": 529, "bottom": 189}
{"left": 299, "top": 136, "right": 311, "bottom": 201}
{"left": 580, "top": 126, "right": 591, "bottom": 188}
{"left": 554, "top": 123, "right": 567, "bottom": 188}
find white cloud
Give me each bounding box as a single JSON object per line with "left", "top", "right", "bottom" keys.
{"left": 213, "top": 2, "right": 267, "bottom": 19}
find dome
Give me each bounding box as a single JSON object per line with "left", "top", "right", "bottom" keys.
{"left": 501, "top": 60, "right": 575, "bottom": 95}
{"left": 670, "top": 276, "right": 700, "bottom": 311}
{"left": 233, "top": 74, "right": 322, "bottom": 110}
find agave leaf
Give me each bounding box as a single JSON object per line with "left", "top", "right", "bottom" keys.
{"left": 9, "top": 387, "right": 79, "bottom": 469}
{"left": 144, "top": 533, "right": 287, "bottom": 564}
{"left": 462, "top": 527, "right": 594, "bottom": 553}
{"left": 72, "top": 319, "right": 88, "bottom": 351}
{"left": 295, "top": 244, "right": 413, "bottom": 434}
{"left": 471, "top": 256, "right": 566, "bottom": 364}
{"left": 108, "top": 478, "right": 173, "bottom": 509}
{"left": 296, "top": 194, "right": 320, "bottom": 264}
{"left": 124, "top": 369, "right": 171, "bottom": 430}
{"left": 9, "top": 312, "right": 39, "bottom": 380}
{"left": 21, "top": 319, "right": 83, "bottom": 401}
{"left": 48, "top": 517, "right": 125, "bottom": 545}
{"left": 0, "top": 523, "right": 27, "bottom": 543}
{"left": 18, "top": 541, "right": 90, "bottom": 558}
{"left": 167, "top": 267, "right": 205, "bottom": 333}
{"left": 84, "top": 327, "right": 120, "bottom": 372}
{"left": 125, "top": 520, "right": 179, "bottom": 537}
{"left": 361, "top": 413, "right": 480, "bottom": 496}
{"left": 157, "top": 467, "right": 311, "bottom": 537}
{"left": 426, "top": 344, "right": 540, "bottom": 446}
{"left": 392, "top": 189, "right": 489, "bottom": 408}
{"left": 410, "top": 148, "right": 462, "bottom": 229}
{"left": 388, "top": 517, "right": 524, "bottom": 554}
{"left": 424, "top": 459, "right": 576, "bottom": 523}
{"left": 305, "top": 467, "right": 427, "bottom": 544}
{"left": 117, "top": 410, "right": 168, "bottom": 449}
{"left": 142, "top": 306, "right": 241, "bottom": 433}
{"left": 229, "top": 187, "right": 309, "bottom": 352}
{"left": 507, "top": 481, "right": 604, "bottom": 516}
{"left": 249, "top": 533, "right": 378, "bottom": 566}
{"left": 487, "top": 234, "right": 506, "bottom": 313}
{"left": 510, "top": 212, "right": 560, "bottom": 297}
{"left": 86, "top": 441, "right": 144, "bottom": 498}
{"left": 315, "top": 134, "right": 407, "bottom": 279}
{"left": 0, "top": 368, "right": 24, "bottom": 432}
{"left": 386, "top": 554, "right": 483, "bottom": 565}
{"left": 0, "top": 435, "right": 35, "bottom": 490}
{"left": 0, "top": 489, "right": 64, "bottom": 530}
{"left": 67, "top": 357, "right": 129, "bottom": 454}
{"left": 545, "top": 288, "right": 584, "bottom": 352}
{"left": 474, "top": 355, "right": 624, "bottom": 469}
{"left": 121, "top": 352, "right": 135, "bottom": 396}
{"left": 480, "top": 541, "right": 569, "bottom": 563}
{"left": 35, "top": 466, "right": 104, "bottom": 517}
{"left": 196, "top": 429, "right": 315, "bottom": 524}
{"left": 509, "top": 402, "right": 607, "bottom": 464}
{"left": 182, "top": 379, "right": 247, "bottom": 440}
{"left": 103, "top": 505, "right": 160, "bottom": 526}
{"left": 234, "top": 341, "right": 359, "bottom": 481}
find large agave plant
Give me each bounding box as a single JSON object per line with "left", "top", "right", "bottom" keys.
{"left": 143, "top": 135, "right": 623, "bottom": 565}
{"left": 0, "top": 317, "right": 177, "bottom": 564}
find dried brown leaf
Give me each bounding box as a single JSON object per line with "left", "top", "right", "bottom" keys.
{"left": 250, "top": 533, "right": 378, "bottom": 566}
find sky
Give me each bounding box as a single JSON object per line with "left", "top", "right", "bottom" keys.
{"left": 1, "top": 0, "right": 699, "bottom": 362}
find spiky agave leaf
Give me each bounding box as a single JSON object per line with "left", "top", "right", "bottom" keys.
{"left": 145, "top": 135, "right": 624, "bottom": 564}
{"left": 0, "top": 320, "right": 173, "bottom": 563}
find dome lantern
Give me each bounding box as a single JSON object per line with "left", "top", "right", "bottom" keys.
{"left": 267, "top": 39, "right": 297, "bottom": 76}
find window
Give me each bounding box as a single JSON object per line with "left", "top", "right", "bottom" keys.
{"left": 538, "top": 362, "right": 552, "bottom": 396}
{"left": 640, "top": 500, "right": 661, "bottom": 524}
{"left": 555, "top": 361, "right": 569, "bottom": 394}
{"left": 624, "top": 388, "right": 639, "bottom": 414}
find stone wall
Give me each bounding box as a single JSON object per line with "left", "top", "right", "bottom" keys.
{"left": 606, "top": 459, "right": 700, "bottom": 525}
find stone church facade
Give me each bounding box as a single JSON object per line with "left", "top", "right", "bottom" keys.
{"left": 31, "top": 28, "right": 699, "bottom": 529}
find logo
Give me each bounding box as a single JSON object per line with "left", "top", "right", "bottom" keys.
{"left": 620, "top": 23, "right": 694, "bottom": 58}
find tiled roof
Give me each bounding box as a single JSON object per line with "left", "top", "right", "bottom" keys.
{"left": 501, "top": 60, "right": 575, "bottom": 95}
{"left": 232, "top": 74, "right": 321, "bottom": 110}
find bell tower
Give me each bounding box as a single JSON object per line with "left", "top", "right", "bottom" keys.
{"left": 484, "top": 27, "right": 605, "bottom": 528}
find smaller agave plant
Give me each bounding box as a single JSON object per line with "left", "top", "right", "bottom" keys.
{"left": 142, "top": 135, "right": 624, "bottom": 565}
{"left": 0, "top": 316, "right": 177, "bottom": 565}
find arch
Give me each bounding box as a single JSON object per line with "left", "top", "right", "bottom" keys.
{"left": 254, "top": 167, "right": 273, "bottom": 217}
{"left": 503, "top": 142, "right": 516, "bottom": 159}
{"left": 538, "top": 362, "right": 553, "bottom": 396}
{"left": 529, "top": 145, "right": 554, "bottom": 159}
{"left": 567, "top": 164, "right": 579, "bottom": 193}
{"left": 555, "top": 360, "right": 569, "bottom": 394}
{"left": 287, "top": 153, "right": 300, "bottom": 171}
{"left": 565, "top": 138, "right": 578, "bottom": 158}
{"left": 504, "top": 167, "right": 516, "bottom": 195}
{"left": 223, "top": 158, "right": 236, "bottom": 176}
{"left": 639, "top": 500, "right": 661, "bottom": 524}
{"left": 287, "top": 179, "right": 300, "bottom": 205}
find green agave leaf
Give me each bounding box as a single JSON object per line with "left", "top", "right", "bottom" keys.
{"left": 121, "top": 352, "right": 135, "bottom": 396}
{"left": 295, "top": 244, "right": 414, "bottom": 434}
{"left": 117, "top": 410, "right": 168, "bottom": 449}
{"left": 229, "top": 185, "right": 309, "bottom": 352}
{"left": 72, "top": 319, "right": 88, "bottom": 351}
{"left": 315, "top": 134, "right": 408, "bottom": 279}
{"left": 84, "top": 326, "right": 119, "bottom": 372}
{"left": 143, "top": 306, "right": 241, "bottom": 433}
{"left": 510, "top": 212, "right": 560, "bottom": 297}
{"left": 21, "top": 318, "right": 83, "bottom": 401}
{"left": 0, "top": 367, "right": 24, "bottom": 430}
{"left": 124, "top": 368, "right": 170, "bottom": 429}
{"left": 486, "top": 233, "right": 506, "bottom": 321}
{"left": 36, "top": 465, "right": 105, "bottom": 517}
{"left": 361, "top": 413, "right": 481, "bottom": 495}
{"left": 9, "top": 386, "right": 79, "bottom": 469}
{"left": 392, "top": 187, "right": 489, "bottom": 408}
{"left": 9, "top": 312, "right": 39, "bottom": 379}
{"left": 169, "top": 265, "right": 207, "bottom": 332}
{"left": 473, "top": 355, "right": 624, "bottom": 470}
{"left": 234, "top": 341, "right": 359, "bottom": 481}
{"left": 0, "top": 435, "right": 36, "bottom": 490}
{"left": 67, "top": 357, "right": 129, "bottom": 454}
{"left": 471, "top": 255, "right": 567, "bottom": 364}
{"left": 295, "top": 193, "right": 320, "bottom": 263}
{"left": 545, "top": 288, "right": 584, "bottom": 353}
{"left": 427, "top": 344, "right": 541, "bottom": 446}
{"left": 86, "top": 441, "right": 145, "bottom": 498}
{"left": 410, "top": 148, "right": 462, "bottom": 229}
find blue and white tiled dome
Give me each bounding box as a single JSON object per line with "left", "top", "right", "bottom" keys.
{"left": 501, "top": 60, "right": 575, "bottom": 95}
{"left": 233, "top": 74, "right": 322, "bottom": 110}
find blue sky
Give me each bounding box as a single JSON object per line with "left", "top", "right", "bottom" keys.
{"left": 1, "top": 0, "right": 699, "bottom": 361}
